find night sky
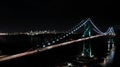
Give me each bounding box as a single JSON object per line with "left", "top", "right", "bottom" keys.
{"left": 0, "top": 0, "right": 119, "bottom": 32}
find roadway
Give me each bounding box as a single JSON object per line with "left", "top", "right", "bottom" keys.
{"left": 0, "top": 34, "right": 105, "bottom": 62}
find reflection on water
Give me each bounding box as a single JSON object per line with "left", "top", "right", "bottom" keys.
{"left": 58, "top": 47, "right": 115, "bottom": 67}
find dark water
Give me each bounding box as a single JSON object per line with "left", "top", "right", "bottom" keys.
{"left": 0, "top": 33, "right": 119, "bottom": 67}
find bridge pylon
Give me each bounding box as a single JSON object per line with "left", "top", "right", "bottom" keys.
{"left": 81, "top": 21, "right": 94, "bottom": 58}
{"left": 107, "top": 37, "right": 115, "bottom": 52}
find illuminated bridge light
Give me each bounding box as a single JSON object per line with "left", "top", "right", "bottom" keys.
{"left": 81, "top": 53, "right": 85, "bottom": 56}
{"left": 63, "top": 36, "right": 65, "bottom": 38}
{"left": 67, "top": 62, "right": 73, "bottom": 67}
{"left": 56, "top": 39, "right": 59, "bottom": 41}
{"left": 71, "top": 31, "right": 74, "bottom": 33}
{"left": 76, "top": 28, "right": 78, "bottom": 30}
{"left": 60, "top": 37, "right": 63, "bottom": 39}
{"left": 112, "top": 43, "right": 114, "bottom": 47}
{"left": 43, "top": 45, "right": 46, "bottom": 47}
{"left": 0, "top": 33, "right": 8, "bottom": 35}
{"left": 104, "top": 33, "right": 107, "bottom": 35}
{"left": 47, "top": 43, "right": 51, "bottom": 45}
{"left": 66, "top": 34, "right": 68, "bottom": 36}
{"left": 52, "top": 41, "right": 55, "bottom": 43}
{"left": 76, "top": 27, "right": 78, "bottom": 29}
{"left": 82, "top": 35, "right": 85, "bottom": 37}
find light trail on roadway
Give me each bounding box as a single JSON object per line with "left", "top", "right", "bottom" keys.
{"left": 0, "top": 34, "right": 105, "bottom": 62}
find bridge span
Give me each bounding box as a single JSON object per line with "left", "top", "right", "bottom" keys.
{"left": 0, "top": 18, "right": 116, "bottom": 67}
{"left": 0, "top": 34, "right": 105, "bottom": 62}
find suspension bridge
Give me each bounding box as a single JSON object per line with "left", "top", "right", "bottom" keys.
{"left": 0, "top": 18, "right": 115, "bottom": 65}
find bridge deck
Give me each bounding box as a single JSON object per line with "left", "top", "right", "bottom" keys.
{"left": 0, "top": 34, "right": 104, "bottom": 62}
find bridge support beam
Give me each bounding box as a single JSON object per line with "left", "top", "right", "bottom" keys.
{"left": 81, "top": 21, "right": 94, "bottom": 58}
{"left": 107, "top": 37, "right": 115, "bottom": 51}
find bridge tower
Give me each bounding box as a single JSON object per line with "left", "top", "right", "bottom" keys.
{"left": 107, "top": 37, "right": 115, "bottom": 51}
{"left": 81, "top": 21, "right": 94, "bottom": 58}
